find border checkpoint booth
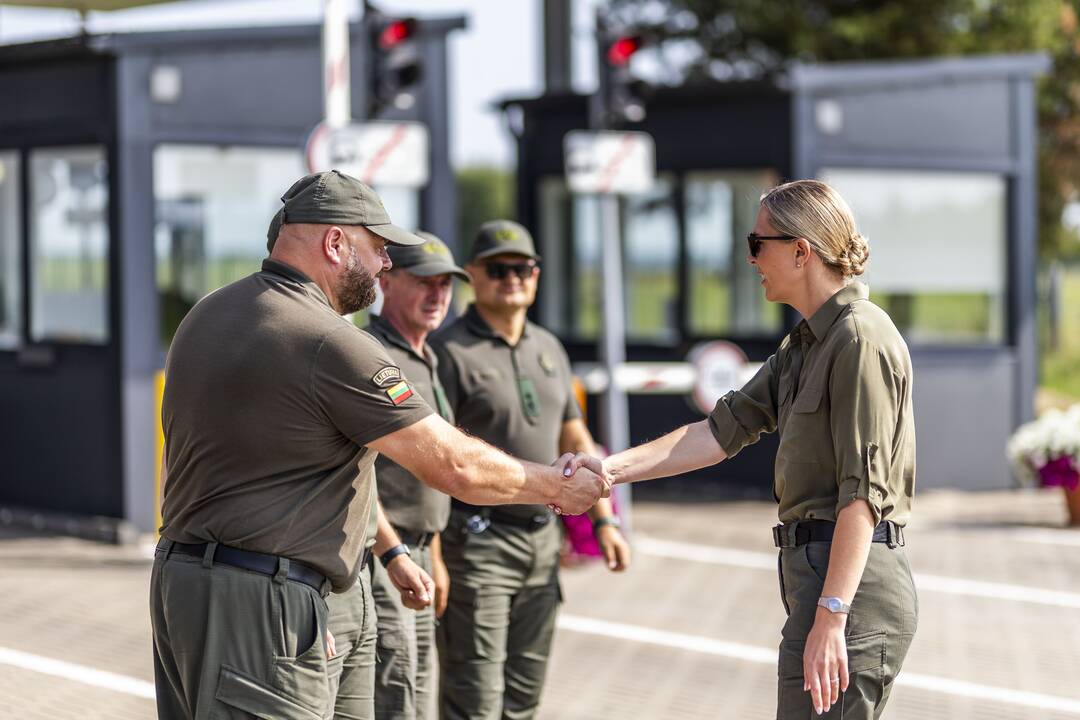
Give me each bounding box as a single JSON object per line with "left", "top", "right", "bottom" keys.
{"left": 502, "top": 53, "right": 1049, "bottom": 497}
{"left": 0, "top": 16, "right": 465, "bottom": 538}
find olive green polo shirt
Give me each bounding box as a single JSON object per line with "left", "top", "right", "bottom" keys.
{"left": 161, "top": 259, "right": 433, "bottom": 592}
{"left": 366, "top": 314, "right": 453, "bottom": 533}
{"left": 433, "top": 305, "right": 583, "bottom": 519}
{"left": 708, "top": 283, "right": 915, "bottom": 526}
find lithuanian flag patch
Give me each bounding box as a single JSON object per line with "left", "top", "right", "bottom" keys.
{"left": 386, "top": 380, "right": 414, "bottom": 405}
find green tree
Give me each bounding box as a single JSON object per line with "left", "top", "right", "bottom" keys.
{"left": 609, "top": 0, "right": 1080, "bottom": 258}
{"left": 456, "top": 166, "right": 515, "bottom": 256}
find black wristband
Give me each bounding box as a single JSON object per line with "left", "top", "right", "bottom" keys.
{"left": 379, "top": 543, "right": 411, "bottom": 568}
{"left": 592, "top": 516, "right": 621, "bottom": 535}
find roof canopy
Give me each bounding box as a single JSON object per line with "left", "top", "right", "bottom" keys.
{"left": 1, "top": 0, "right": 180, "bottom": 11}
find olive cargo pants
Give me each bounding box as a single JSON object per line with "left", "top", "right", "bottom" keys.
{"left": 151, "top": 539, "right": 332, "bottom": 720}
{"left": 367, "top": 543, "right": 436, "bottom": 720}
{"left": 326, "top": 567, "right": 379, "bottom": 720}
{"left": 777, "top": 541, "right": 918, "bottom": 719}
{"left": 437, "top": 512, "right": 562, "bottom": 720}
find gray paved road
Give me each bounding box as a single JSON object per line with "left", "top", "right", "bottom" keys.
{"left": 1, "top": 488, "right": 1078, "bottom": 719}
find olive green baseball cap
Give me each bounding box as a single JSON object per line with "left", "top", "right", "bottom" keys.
{"left": 277, "top": 170, "right": 424, "bottom": 247}
{"left": 266, "top": 208, "right": 284, "bottom": 252}
{"left": 388, "top": 231, "right": 470, "bottom": 282}
{"left": 470, "top": 219, "right": 541, "bottom": 261}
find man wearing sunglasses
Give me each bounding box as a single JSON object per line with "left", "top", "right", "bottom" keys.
{"left": 432, "top": 220, "right": 631, "bottom": 720}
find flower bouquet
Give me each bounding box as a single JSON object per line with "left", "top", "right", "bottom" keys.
{"left": 1007, "top": 405, "right": 1080, "bottom": 525}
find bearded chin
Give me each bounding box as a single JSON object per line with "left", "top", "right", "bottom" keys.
{"left": 336, "top": 251, "right": 378, "bottom": 315}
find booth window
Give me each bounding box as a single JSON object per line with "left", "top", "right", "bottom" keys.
{"left": 0, "top": 152, "right": 20, "bottom": 349}
{"left": 821, "top": 169, "right": 1007, "bottom": 345}
{"left": 685, "top": 171, "right": 782, "bottom": 336}
{"left": 538, "top": 175, "right": 678, "bottom": 343}
{"left": 30, "top": 147, "right": 110, "bottom": 344}
{"left": 154, "top": 145, "right": 420, "bottom": 349}
{"left": 622, "top": 177, "right": 678, "bottom": 342}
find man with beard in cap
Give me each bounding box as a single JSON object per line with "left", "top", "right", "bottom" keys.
{"left": 153, "top": 172, "right": 608, "bottom": 720}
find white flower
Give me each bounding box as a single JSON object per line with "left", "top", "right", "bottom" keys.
{"left": 1006, "top": 405, "right": 1080, "bottom": 487}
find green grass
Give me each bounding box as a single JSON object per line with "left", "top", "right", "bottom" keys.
{"left": 870, "top": 291, "right": 1000, "bottom": 343}
{"left": 1040, "top": 263, "right": 1080, "bottom": 401}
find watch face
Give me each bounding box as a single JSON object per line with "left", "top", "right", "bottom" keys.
{"left": 827, "top": 598, "right": 843, "bottom": 612}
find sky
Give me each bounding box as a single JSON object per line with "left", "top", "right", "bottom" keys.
{"left": 0, "top": 0, "right": 605, "bottom": 169}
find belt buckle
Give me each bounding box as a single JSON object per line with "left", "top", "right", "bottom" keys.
{"left": 465, "top": 514, "right": 491, "bottom": 535}
{"left": 772, "top": 524, "right": 783, "bottom": 548}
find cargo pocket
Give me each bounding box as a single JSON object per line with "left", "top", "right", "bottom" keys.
{"left": 471, "top": 593, "right": 511, "bottom": 662}
{"left": 846, "top": 629, "right": 886, "bottom": 673}
{"left": 271, "top": 587, "right": 330, "bottom": 718}
{"left": 213, "top": 665, "right": 322, "bottom": 720}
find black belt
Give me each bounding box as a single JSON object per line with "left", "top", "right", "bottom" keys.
{"left": 163, "top": 540, "right": 340, "bottom": 597}
{"left": 772, "top": 520, "right": 905, "bottom": 549}
{"left": 394, "top": 528, "right": 436, "bottom": 550}
{"left": 452, "top": 501, "right": 553, "bottom": 532}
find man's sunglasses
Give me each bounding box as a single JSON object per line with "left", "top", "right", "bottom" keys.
{"left": 746, "top": 232, "right": 797, "bottom": 258}
{"left": 484, "top": 260, "right": 539, "bottom": 280}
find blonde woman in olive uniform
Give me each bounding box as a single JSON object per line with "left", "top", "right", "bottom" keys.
{"left": 566, "top": 180, "right": 917, "bottom": 719}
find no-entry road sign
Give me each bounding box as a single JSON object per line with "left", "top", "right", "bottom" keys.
{"left": 306, "top": 121, "right": 429, "bottom": 188}
{"left": 564, "top": 130, "right": 655, "bottom": 195}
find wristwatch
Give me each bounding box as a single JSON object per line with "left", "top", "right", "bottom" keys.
{"left": 592, "top": 516, "right": 621, "bottom": 536}
{"left": 379, "top": 543, "right": 411, "bottom": 568}
{"left": 817, "top": 596, "right": 851, "bottom": 614}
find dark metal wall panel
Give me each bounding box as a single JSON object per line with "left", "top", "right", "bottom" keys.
{"left": 0, "top": 56, "right": 113, "bottom": 143}
{"left": 147, "top": 43, "right": 323, "bottom": 139}
{"left": 0, "top": 349, "right": 124, "bottom": 516}
{"left": 116, "top": 54, "right": 160, "bottom": 531}
{"left": 910, "top": 350, "right": 1016, "bottom": 489}
{"left": 810, "top": 81, "right": 1012, "bottom": 164}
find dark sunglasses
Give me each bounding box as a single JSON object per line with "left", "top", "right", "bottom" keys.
{"left": 746, "top": 232, "right": 797, "bottom": 258}
{"left": 484, "top": 261, "right": 539, "bottom": 280}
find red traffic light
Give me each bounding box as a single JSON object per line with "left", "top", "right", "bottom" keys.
{"left": 607, "top": 35, "right": 642, "bottom": 66}
{"left": 378, "top": 18, "right": 417, "bottom": 49}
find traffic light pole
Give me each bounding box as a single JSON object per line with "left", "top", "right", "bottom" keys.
{"left": 592, "top": 7, "right": 632, "bottom": 528}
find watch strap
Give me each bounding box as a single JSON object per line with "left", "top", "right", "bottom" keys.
{"left": 379, "top": 543, "right": 411, "bottom": 568}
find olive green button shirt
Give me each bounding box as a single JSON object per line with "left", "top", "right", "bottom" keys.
{"left": 708, "top": 283, "right": 915, "bottom": 526}
{"left": 366, "top": 314, "right": 453, "bottom": 534}
{"left": 433, "top": 305, "right": 583, "bottom": 519}
{"left": 161, "top": 259, "right": 433, "bottom": 592}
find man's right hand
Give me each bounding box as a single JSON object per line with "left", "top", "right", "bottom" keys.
{"left": 551, "top": 453, "right": 610, "bottom": 515}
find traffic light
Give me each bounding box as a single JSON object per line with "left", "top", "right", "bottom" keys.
{"left": 595, "top": 29, "right": 649, "bottom": 128}
{"left": 367, "top": 10, "right": 422, "bottom": 116}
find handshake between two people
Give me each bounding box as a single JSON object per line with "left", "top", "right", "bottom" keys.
{"left": 549, "top": 452, "right": 611, "bottom": 516}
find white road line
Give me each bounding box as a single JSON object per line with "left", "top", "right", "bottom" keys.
{"left": 0, "top": 647, "right": 155, "bottom": 700}
{"left": 557, "top": 614, "right": 1080, "bottom": 715}
{"left": 636, "top": 535, "right": 1080, "bottom": 610}
{"left": 1009, "top": 527, "right": 1080, "bottom": 547}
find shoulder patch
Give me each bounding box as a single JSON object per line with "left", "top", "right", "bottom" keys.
{"left": 386, "top": 380, "right": 414, "bottom": 405}
{"left": 372, "top": 366, "right": 403, "bottom": 388}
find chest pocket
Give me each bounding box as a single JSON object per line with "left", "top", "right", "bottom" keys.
{"left": 792, "top": 383, "right": 823, "bottom": 414}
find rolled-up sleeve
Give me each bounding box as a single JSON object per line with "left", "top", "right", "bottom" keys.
{"left": 829, "top": 340, "right": 903, "bottom": 523}
{"left": 707, "top": 353, "right": 780, "bottom": 458}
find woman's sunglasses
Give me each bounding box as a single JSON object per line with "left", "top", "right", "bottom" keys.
{"left": 746, "top": 232, "right": 797, "bottom": 258}
{"left": 484, "top": 260, "right": 539, "bottom": 280}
